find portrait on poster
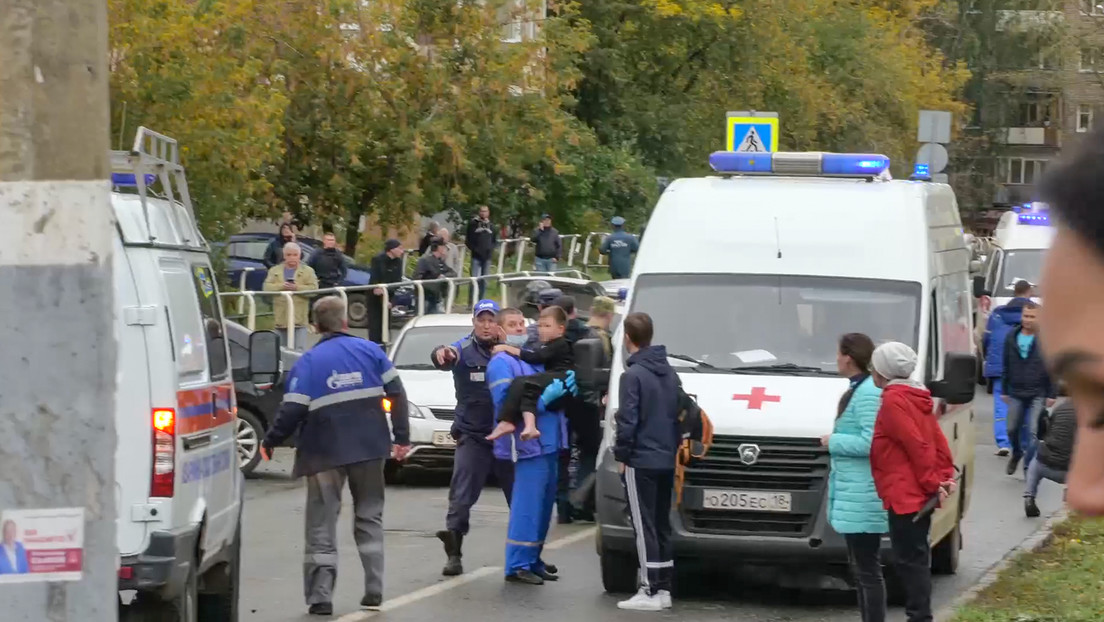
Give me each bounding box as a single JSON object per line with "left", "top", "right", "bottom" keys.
{"left": 0, "top": 507, "right": 83, "bottom": 583}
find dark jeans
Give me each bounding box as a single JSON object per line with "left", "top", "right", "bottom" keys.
{"left": 889, "top": 511, "right": 933, "bottom": 622}
{"left": 445, "top": 434, "right": 515, "bottom": 535}
{"left": 1007, "top": 395, "right": 1045, "bottom": 462}
{"left": 845, "top": 533, "right": 886, "bottom": 622}
{"left": 470, "top": 257, "right": 492, "bottom": 299}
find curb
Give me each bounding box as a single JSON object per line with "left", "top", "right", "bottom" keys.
{"left": 933, "top": 507, "right": 1069, "bottom": 622}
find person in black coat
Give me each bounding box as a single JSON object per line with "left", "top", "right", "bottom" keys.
{"left": 413, "top": 239, "right": 457, "bottom": 313}
{"left": 1024, "top": 396, "right": 1076, "bottom": 516}
{"left": 308, "top": 232, "right": 348, "bottom": 289}
{"left": 1000, "top": 303, "right": 1057, "bottom": 474}
{"left": 418, "top": 221, "right": 440, "bottom": 256}
{"left": 264, "top": 223, "right": 297, "bottom": 268}
{"left": 367, "top": 239, "right": 405, "bottom": 344}
{"left": 465, "top": 206, "right": 497, "bottom": 298}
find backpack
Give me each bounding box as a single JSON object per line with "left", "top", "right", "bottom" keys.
{"left": 674, "top": 382, "right": 713, "bottom": 505}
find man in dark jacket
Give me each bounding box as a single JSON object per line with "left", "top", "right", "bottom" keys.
{"left": 984, "top": 279, "right": 1035, "bottom": 455}
{"left": 531, "top": 214, "right": 562, "bottom": 273}
{"left": 413, "top": 239, "right": 457, "bottom": 313}
{"left": 260, "top": 296, "right": 410, "bottom": 615}
{"left": 599, "top": 216, "right": 639, "bottom": 279}
{"left": 418, "top": 221, "right": 440, "bottom": 256}
{"left": 264, "top": 223, "right": 297, "bottom": 268}
{"left": 308, "top": 232, "right": 348, "bottom": 289}
{"left": 549, "top": 294, "right": 594, "bottom": 524}
{"left": 1001, "top": 302, "right": 1057, "bottom": 475}
{"left": 367, "top": 239, "right": 404, "bottom": 344}
{"left": 613, "top": 312, "right": 680, "bottom": 611}
{"left": 1025, "top": 396, "right": 1075, "bottom": 517}
{"left": 465, "top": 205, "right": 497, "bottom": 298}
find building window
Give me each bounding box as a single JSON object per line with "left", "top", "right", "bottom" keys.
{"left": 1079, "top": 105, "right": 1094, "bottom": 133}
{"left": 1002, "top": 158, "right": 1049, "bottom": 185}
{"left": 1081, "top": 48, "right": 1099, "bottom": 72}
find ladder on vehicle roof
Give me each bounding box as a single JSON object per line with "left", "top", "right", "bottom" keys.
{"left": 110, "top": 126, "right": 200, "bottom": 246}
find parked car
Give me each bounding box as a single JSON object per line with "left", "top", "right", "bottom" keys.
{"left": 220, "top": 232, "right": 415, "bottom": 328}
{"left": 384, "top": 314, "right": 479, "bottom": 483}
{"left": 225, "top": 319, "right": 301, "bottom": 476}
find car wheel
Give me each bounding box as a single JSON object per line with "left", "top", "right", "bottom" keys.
{"left": 198, "top": 516, "right": 241, "bottom": 621}
{"left": 236, "top": 409, "right": 264, "bottom": 477}
{"left": 600, "top": 546, "right": 638, "bottom": 594}
{"left": 932, "top": 486, "right": 964, "bottom": 575}
{"left": 347, "top": 293, "right": 369, "bottom": 328}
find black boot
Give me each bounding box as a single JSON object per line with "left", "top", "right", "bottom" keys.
{"left": 1007, "top": 454, "right": 1022, "bottom": 475}
{"left": 437, "top": 529, "right": 464, "bottom": 576}
{"left": 1025, "top": 497, "right": 1041, "bottom": 518}
{"left": 506, "top": 569, "right": 545, "bottom": 585}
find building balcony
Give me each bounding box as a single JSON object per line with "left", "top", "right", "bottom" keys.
{"left": 1000, "top": 126, "right": 1061, "bottom": 146}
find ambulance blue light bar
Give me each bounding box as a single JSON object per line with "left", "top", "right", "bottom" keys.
{"left": 112, "top": 173, "right": 157, "bottom": 187}
{"left": 709, "top": 151, "right": 890, "bottom": 177}
{"left": 1018, "top": 213, "right": 1050, "bottom": 226}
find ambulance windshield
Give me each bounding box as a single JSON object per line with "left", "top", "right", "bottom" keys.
{"left": 996, "top": 249, "right": 1045, "bottom": 296}
{"left": 630, "top": 274, "right": 921, "bottom": 374}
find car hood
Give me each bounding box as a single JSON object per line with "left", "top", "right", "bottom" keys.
{"left": 396, "top": 368, "right": 457, "bottom": 408}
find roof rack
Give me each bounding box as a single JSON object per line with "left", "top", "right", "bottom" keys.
{"left": 110, "top": 127, "right": 198, "bottom": 246}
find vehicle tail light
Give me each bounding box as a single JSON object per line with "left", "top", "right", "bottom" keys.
{"left": 118, "top": 566, "right": 133, "bottom": 580}
{"left": 382, "top": 398, "right": 392, "bottom": 413}
{"left": 151, "top": 408, "right": 175, "bottom": 498}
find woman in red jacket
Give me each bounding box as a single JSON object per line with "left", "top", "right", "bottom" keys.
{"left": 869, "top": 342, "right": 956, "bottom": 622}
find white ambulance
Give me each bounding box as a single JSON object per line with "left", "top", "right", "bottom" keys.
{"left": 113, "top": 128, "right": 279, "bottom": 620}
{"left": 973, "top": 203, "right": 1055, "bottom": 307}
{"left": 593, "top": 152, "right": 978, "bottom": 593}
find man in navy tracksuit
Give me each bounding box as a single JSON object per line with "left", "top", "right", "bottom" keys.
{"left": 613, "top": 312, "right": 681, "bottom": 612}
{"left": 1001, "top": 302, "right": 1057, "bottom": 475}
{"left": 430, "top": 300, "right": 518, "bottom": 576}
{"left": 261, "top": 296, "right": 410, "bottom": 616}
{"left": 599, "top": 216, "right": 639, "bottom": 279}
{"left": 984, "top": 280, "right": 1035, "bottom": 455}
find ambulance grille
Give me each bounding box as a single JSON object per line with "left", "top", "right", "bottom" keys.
{"left": 429, "top": 408, "right": 455, "bottom": 420}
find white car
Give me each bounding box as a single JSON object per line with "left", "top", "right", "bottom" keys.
{"left": 385, "top": 314, "right": 477, "bottom": 481}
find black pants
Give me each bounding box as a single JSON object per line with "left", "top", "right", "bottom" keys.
{"left": 622, "top": 467, "right": 674, "bottom": 594}
{"left": 445, "top": 435, "right": 515, "bottom": 535}
{"left": 497, "top": 371, "right": 566, "bottom": 425}
{"left": 845, "top": 533, "right": 886, "bottom": 622}
{"left": 366, "top": 295, "right": 385, "bottom": 344}
{"left": 889, "top": 511, "right": 933, "bottom": 622}
{"left": 566, "top": 403, "right": 602, "bottom": 514}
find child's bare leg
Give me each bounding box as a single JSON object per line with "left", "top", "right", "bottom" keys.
{"left": 487, "top": 420, "right": 516, "bottom": 440}
{"left": 519, "top": 411, "right": 541, "bottom": 441}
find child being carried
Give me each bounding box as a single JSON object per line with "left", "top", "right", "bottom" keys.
{"left": 487, "top": 306, "right": 574, "bottom": 441}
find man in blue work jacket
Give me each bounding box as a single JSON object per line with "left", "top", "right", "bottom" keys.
{"left": 599, "top": 216, "right": 639, "bottom": 279}
{"left": 261, "top": 296, "right": 411, "bottom": 617}
{"left": 431, "top": 299, "right": 518, "bottom": 576}
{"left": 488, "top": 307, "right": 575, "bottom": 584}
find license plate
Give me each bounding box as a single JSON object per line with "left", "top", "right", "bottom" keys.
{"left": 432, "top": 431, "right": 456, "bottom": 448}
{"left": 701, "top": 489, "right": 792, "bottom": 512}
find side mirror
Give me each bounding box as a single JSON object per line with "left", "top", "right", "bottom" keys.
{"left": 248, "top": 330, "right": 282, "bottom": 381}
{"left": 972, "top": 275, "right": 989, "bottom": 299}
{"left": 574, "top": 338, "right": 610, "bottom": 392}
{"left": 927, "top": 353, "right": 977, "bottom": 405}
{"left": 968, "top": 259, "right": 982, "bottom": 274}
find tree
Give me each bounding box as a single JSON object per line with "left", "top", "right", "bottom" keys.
{"left": 108, "top": 0, "right": 288, "bottom": 239}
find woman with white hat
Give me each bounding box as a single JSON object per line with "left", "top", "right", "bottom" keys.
{"left": 869, "top": 342, "right": 956, "bottom": 622}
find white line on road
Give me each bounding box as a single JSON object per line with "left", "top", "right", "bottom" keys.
{"left": 333, "top": 527, "right": 597, "bottom": 622}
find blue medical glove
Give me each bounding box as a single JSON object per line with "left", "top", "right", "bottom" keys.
{"left": 542, "top": 378, "right": 568, "bottom": 404}
{"left": 564, "top": 370, "right": 578, "bottom": 396}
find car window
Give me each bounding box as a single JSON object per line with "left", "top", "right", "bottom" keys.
{"left": 160, "top": 260, "right": 208, "bottom": 382}
{"left": 229, "top": 339, "right": 249, "bottom": 372}
{"left": 191, "top": 265, "right": 229, "bottom": 379}
{"left": 231, "top": 240, "right": 269, "bottom": 262}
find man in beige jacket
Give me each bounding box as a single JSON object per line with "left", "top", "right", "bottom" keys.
{"left": 264, "top": 242, "right": 319, "bottom": 351}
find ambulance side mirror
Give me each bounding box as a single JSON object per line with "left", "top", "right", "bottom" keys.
{"left": 249, "top": 330, "right": 282, "bottom": 382}
{"left": 927, "top": 353, "right": 977, "bottom": 405}
{"left": 574, "top": 338, "right": 610, "bottom": 392}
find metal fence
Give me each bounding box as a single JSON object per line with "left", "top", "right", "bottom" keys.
{"left": 393, "top": 231, "right": 629, "bottom": 276}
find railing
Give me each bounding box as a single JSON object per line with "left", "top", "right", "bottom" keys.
{"left": 219, "top": 269, "right": 589, "bottom": 349}
{"left": 397, "top": 232, "right": 594, "bottom": 277}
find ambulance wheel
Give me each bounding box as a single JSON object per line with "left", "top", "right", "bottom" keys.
{"left": 600, "top": 547, "right": 638, "bottom": 594}
{"left": 236, "top": 409, "right": 265, "bottom": 477}
{"left": 198, "top": 519, "right": 241, "bottom": 621}
{"left": 932, "top": 516, "right": 963, "bottom": 575}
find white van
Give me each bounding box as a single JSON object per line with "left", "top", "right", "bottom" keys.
{"left": 973, "top": 204, "right": 1054, "bottom": 308}
{"left": 593, "top": 152, "right": 978, "bottom": 593}
{"left": 113, "top": 128, "right": 279, "bottom": 620}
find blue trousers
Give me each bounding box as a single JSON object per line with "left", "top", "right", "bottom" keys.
{"left": 992, "top": 379, "right": 1010, "bottom": 449}
{"left": 505, "top": 453, "right": 558, "bottom": 574}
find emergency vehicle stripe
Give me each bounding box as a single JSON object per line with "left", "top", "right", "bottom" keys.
{"left": 381, "top": 367, "right": 399, "bottom": 383}
{"left": 175, "top": 384, "right": 235, "bottom": 435}
{"left": 623, "top": 466, "right": 650, "bottom": 589}
{"left": 307, "top": 387, "right": 384, "bottom": 411}
{"left": 283, "top": 392, "right": 311, "bottom": 405}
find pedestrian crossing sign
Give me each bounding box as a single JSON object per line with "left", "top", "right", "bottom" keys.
{"left": 726, "top": 112, "right": 779, "bottom": 153}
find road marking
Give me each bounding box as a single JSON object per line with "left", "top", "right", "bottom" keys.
{"left": 333, "top": 527, "right": 597, "bottom": 622}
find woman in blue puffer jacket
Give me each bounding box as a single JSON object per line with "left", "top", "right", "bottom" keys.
{"left": 822, "top": 333, "right": 888, "bottom": 622}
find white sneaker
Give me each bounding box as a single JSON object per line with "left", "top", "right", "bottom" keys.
{"left": 617, "top": 588, "right": 663, "bottom": 611}
{"left": 657, "top": 590, "right": 673, "bottom": 609}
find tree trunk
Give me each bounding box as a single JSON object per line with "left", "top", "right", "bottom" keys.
{"left": 344, "top": 208, "right": 363, "bottom": 256}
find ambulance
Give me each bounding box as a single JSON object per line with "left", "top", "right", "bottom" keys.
{"left": 972, "top": 202, "right": 1054, "bottom": 308}
{"left": 112, "top": 128, "right": 280, "bottom": 620}
{"left": 592, "top": 152, "right": 978, "bottom": 593}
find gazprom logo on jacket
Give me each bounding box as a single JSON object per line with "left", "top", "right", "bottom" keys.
{"left": 327, "top": 370, "right": 364, "bottom": 390}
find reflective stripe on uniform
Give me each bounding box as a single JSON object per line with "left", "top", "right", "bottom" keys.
{"left": 645, "top": 560, "right": 674, "bottom": 569}
{"left": 506, "top": 538, "right": 543, "bottom": 547}
{"left": 283, "top": 392, "right": 311, "bottom": 405}
{"left": 308, "top": 387, "right": 385, "bottom": 411}
{"left": 489, "top": 377, "right": 513, "bottom": 390}
{"left": 381, "top": 367, "right": 399, "bottom": 383}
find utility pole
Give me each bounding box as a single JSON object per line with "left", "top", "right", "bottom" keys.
{"left": 0, "top": 1, "right": 116, "bottom": 621}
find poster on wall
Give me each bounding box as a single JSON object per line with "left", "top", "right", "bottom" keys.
{"left": 0, "top": 507, "right": 84, "bottom": 583}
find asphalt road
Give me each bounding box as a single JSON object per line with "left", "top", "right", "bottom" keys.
{"left": 239, "top": 390, "right": 1062, "bottom": 621}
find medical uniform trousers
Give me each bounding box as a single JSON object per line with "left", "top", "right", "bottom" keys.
{"left": 303, "top": 459, "right": 385, "bottom": 606}
{"left": 623, "top": 466, "right": 675, "bottom": 595}
{"left": 505, "top": 453, "right": 558, "bottom": 575}
{"left": 446, "top": 434, "right": 516, "bottom": 535}
{"left": 992, "top": 379, "right": 1010, "bottom": 449}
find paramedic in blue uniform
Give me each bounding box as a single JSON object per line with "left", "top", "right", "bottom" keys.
{"left": 430, "top": 300, "right": 518, "bottom": 576}
{"left": 487, "top": 307, "right": 576, "bottom": 584}
{"left": 599, "top": 216, "right": 639, "bottom": 280}
{"left": 260, "top": 295, "right": 411, "bottom": 617}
